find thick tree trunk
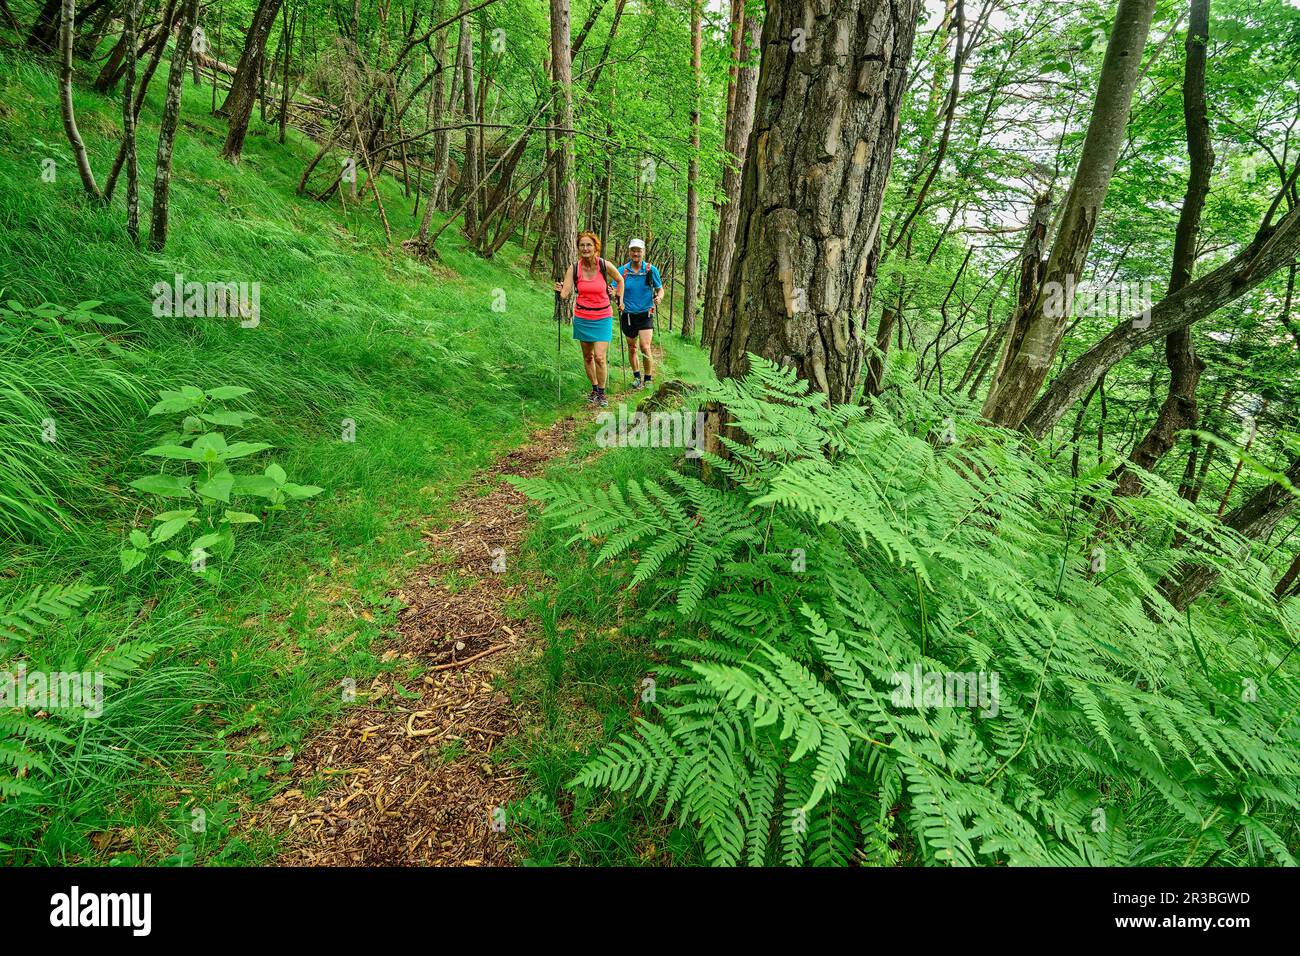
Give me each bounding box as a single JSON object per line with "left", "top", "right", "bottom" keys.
{"left": 701, "top": 7, "right": 761, "bottom": 351}
{"left": 709, "top": 0, "right": 921, "bottom": 405}
{"left": 1115, "top": 0, "right": 1213, "bottom": 496}
{"left": 680, "top": 0, "right": 703, "bottom": 340}
{"left": 219, "top": 0, "right": 284, "bottom": 163}
{"left": 1023, "top": 202, "right": 1300, "bottom": 438}
{"left": 549, "top": 0, "right": 577, "bottom": 313}
{"left": 149, "top": 0, "right": 198, "bottom": 251}
{"left": 58, "top": 0, "right": 101, "bottom": 200}
{"left": 981, "top": 0, "right": 1157, "bottom": 429}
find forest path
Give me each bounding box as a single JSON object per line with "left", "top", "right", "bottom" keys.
{"left": 265, "top": 413, "right": 581, "bottom": 865}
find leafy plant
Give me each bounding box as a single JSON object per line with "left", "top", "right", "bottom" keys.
{"left": 515, "top": 358, "right": 1300, "bottom": 866}
{"left": 0, "top": 583, "right": 98, "bottom": 803}
{"left": 120, "top": 386, "right": 323, "bottom": 581}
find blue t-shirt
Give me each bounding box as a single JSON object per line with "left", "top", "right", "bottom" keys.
{"left": 619, "top": 262, "right": 662, "bottom": 313}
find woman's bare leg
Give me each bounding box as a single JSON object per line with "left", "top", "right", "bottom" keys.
{"left": 581, "top": 341, "right": 598, "bottom": 386}
{"left": 593, "top": 341, "right": 609, "bottom": 389}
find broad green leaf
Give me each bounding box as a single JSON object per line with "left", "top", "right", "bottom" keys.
{"left": 205, "top": 386, "right": 253, "bottom": 400}
{"left": 265, "top": 462, "right": 287, "bottom": 485}
{"left": 190, "top": 533, "right": 224, "bottom": 550}
{"left": 231, "top": 474, "right": 280, "bottom": 498}
{"left": 128, "top": 530, "right": 150, "bottom": 550}
{"left": 200, "top": 410, "right": 258, "bottom": 427}
{"left": 196, "top": 471, "right": 235, "bottom": 503}
{"left": 152, "top": 508, "right": 197, "bottom": 522}
{"left": 222, "top": 510, "right": 261, "bottom": 524}
{"left": 152, "top": 516, "right": 191, "bottom": 544}
{"left": 149, "top": 396, "right": 199, "bottom": 416}
{"left": 222, "top": 441, "right": 272, "bottom": 460}
{"left": 280, "top": 483, "right": 324, "bottom": 500}
{"left": 142, "top": 444, "right": 197, "bottom": 460}
{"left": 119, "top": 549, "right": 146, "bottom": 572}
{"left": 129, "top": 474, "right": 192, "bottom": 497}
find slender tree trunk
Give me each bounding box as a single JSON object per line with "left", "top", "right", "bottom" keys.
{"left": 1160, "top": 458, "right": 1300, "bottom": 612}
{"left": 149, "top": 0, "right": 198, "bottom": 251}
{"left": 458, "top": 0, "right": 480, "bottom": 237}
{"left": 680, "top": 0, "right": 703, "bottom": 340}
{"left": 1115, "top": 0, "right": 1213, "bottom": 495}
{"left": 549, "top": 0, "right": 577, "bottom": 314}
{"left": 709, "top": 0, "right": 921, "bottom": 405}
{"left": 1274, "top": 551, "right": 1300, "bottom": 600}
{"left": 122, "top": 0, "right": 141, "bottom": 244}
{"left": 981, "top": 0, "right": 1158, "bottom": 429}
{"left": 701, "top": 6, "right": 761, "bottom": 351}
{"left": 1023, "top": 202, "right": 1300, "bottom": 438}
{"left": 58, "top": 0, "right": 101, "bottom": 200}
{"left": 220, "top": 0, "right": 284, "bottom": 163}
{"left": 419, "top": 6, "right": 452, "bottom": 233}
{"left": 278, "top": 4, "right": 295, "bottom": 143}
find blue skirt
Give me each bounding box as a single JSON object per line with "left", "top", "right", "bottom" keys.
{"left": 573, "top": 315, "right": 613, "bottom": 343}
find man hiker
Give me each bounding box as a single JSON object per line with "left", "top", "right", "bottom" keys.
{"left": 618, "top": 238, "right": 663, "bottom": 390}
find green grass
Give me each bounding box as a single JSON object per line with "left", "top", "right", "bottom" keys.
{"left": 497, "top": 396, "right": 712, "bottom": 866}
{"left": 0, "top": 48, "right": 707, "bottom": 864}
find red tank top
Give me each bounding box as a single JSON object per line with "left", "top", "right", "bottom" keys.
{"left": 574, "top": 259, "right": 612, "bottom": 321}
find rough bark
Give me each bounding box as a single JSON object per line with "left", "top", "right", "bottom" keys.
{"left": 701, "top": 6, "right": 762, "bottom": 351}
{"left": 149, "top": 0, "right": 198, "bottom": 251}
{"left": 981, "top": 0, "right": 1158, "bottom": 429}
{"left": 219, "top": 0, "right": 284, "bottom": 163}
{"left": 710, "top": 0, "right": 921, "bottom": 405}
{"left": 1115, "top": 0, "right": 1213, "bottom": 496}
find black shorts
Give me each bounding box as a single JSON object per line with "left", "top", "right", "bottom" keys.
{"left": 619, "top": 310, "right": 654, "bottom": 338}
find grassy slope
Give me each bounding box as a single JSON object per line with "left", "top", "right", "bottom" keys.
{"left": 0, "top": 50, "right": 707, "bottom": 863}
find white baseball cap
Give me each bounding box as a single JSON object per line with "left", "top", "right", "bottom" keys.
{"left": 628, "top": 238, "right": 646, "bottom": 250}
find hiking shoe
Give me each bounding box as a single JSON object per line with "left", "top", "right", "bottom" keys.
{"left": 597, "top": 390, "right": 609, "bottom": 408}
{"left": 633, "top": 377, "right": 647, "bottom": 390}
{"left": 586, "top": 387, "right": 598, "bottom": 405}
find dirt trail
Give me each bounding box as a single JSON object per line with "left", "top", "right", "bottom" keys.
{"left": 265, "top": 415, "right": 579, "bottom": 865}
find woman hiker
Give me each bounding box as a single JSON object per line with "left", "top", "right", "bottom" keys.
{"left": 555, "top": 231, "right": 625, "bottom": 408}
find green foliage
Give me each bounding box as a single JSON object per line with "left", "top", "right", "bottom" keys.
{"left": 517, "top": 358, "right": 1300, "bottom": 866}
{"left": 0, "top": 584, "right": 96, "bottom": 804}
{"left": 119, "top": 386, "right": 322, "bottom": 582}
